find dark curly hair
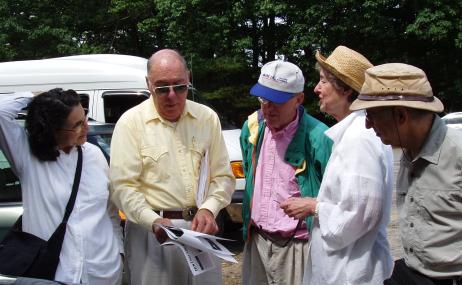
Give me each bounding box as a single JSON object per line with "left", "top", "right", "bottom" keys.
{"left": 25, "top": 88, "right": 81, "bottom": 161}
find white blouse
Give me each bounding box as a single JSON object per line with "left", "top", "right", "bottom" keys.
{"left": 304, "top": 111, "right": 394, "bottom": 285}
{"left": 0, "top": 93, "right": 122, "bottom": 285}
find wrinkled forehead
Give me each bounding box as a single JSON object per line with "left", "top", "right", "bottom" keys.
{"left": 148, "top": 62, "right": 189, "bottom": 84}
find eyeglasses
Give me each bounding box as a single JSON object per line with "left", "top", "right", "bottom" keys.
{"left": 59, "top": 117, "right": 88, "bottom": 133}
{"left": 257, "top": 97, "right": 285, "bottom": 106}
{"left": 153, "top": 84, "right": 191, "bottom": 96}
{"left": 59, "top": 109, "right": 88, "bottom": 133}
{"left": 364, "top": 108, "right": 393, "bottom": 123}
{"left": 257, "top": 97, "right": 269, "bottom": 105}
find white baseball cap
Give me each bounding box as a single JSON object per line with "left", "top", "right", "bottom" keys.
{"left": 250, "top": 60, "right": 305, "bottom": 104}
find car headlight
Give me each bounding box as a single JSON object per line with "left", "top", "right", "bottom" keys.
{"left": 230, "top": 161, "right": 244, "bottom": 178}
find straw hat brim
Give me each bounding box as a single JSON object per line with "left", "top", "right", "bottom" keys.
{"left": 350, "top": 96, "right": 444, "bottom": 112}
{"left": 315, "top": 51, "right": 362, "bottom": 92}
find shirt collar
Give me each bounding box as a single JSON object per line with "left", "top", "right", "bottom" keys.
{"left": 413, "top": 115, "right": 446, "bottom": 164}
{"left": 325, "top": 111, "right": 360, "bottom": 143}
{"left": 144, "top": 97, "right": 199, "bottom": 125}
{"left": 268, "top": 108, "right": 300, "bottom": 138}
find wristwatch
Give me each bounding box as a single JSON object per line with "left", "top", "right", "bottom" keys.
{"left": 314, "top": 203, "right": 319, "bottom": 218}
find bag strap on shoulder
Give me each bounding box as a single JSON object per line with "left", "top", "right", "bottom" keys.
{"left": 62, "top": 145, "right": 83, "bottom": 223}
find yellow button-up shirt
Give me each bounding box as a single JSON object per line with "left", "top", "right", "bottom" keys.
{"left": 109, "top": 97, "right": 235, "bottom": 231}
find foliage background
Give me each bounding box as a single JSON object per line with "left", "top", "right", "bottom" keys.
{"left": 1, "top": 0, "right": 461, "bottom": 127}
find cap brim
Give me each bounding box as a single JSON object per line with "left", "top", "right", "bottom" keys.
{"left": 350, "top": 97, "right": 444, "bottom": 113}
{"left": 250, "top": 83, "right": 294, "bottom": 104}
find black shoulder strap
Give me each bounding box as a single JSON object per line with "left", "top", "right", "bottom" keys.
{"left": 62, "top": 146, "right": 83, "bottom": 223}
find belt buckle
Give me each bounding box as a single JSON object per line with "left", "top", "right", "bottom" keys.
{"left": 182, "top": 207, "right": 197, "bottom": 221}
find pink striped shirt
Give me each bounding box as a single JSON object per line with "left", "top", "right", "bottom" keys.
{"left": 251, "top": 111, "right": 308, "bottom": 239}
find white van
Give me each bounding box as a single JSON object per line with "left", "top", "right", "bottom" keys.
{"left": 0, "top": 54, "right": 150, "bottom": 123}
{"left": 0, "top": 54, "right": 244, "bottom": 225}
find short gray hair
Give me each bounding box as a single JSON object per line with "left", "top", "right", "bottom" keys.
{"left": 315, "top": 63, "right": 358, "bottom": 102}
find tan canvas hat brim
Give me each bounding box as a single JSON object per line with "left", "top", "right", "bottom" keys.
{"left": 350, "top": 63, "right": 444, "bottom": 113}
{"left": 350, "top": 96, "right": 444, "bottom": 112}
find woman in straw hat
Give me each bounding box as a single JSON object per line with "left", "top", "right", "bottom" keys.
{"left": 288, "top": 46, "right": 394, "bottom": 284}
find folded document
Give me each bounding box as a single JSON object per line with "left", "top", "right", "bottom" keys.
{"left": 157, "top": 224, "right": 237, "bottom": 276}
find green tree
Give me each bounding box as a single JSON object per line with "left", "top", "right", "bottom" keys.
{"left": 0, "top": 0, "right": 461, "bottom": 121}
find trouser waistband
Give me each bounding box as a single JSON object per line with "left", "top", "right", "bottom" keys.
{"left": 153, "top": 207, "right": 198, "bottom": 221}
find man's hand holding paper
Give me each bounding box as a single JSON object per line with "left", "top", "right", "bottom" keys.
{"left": 191, "top": 208, "right": 218, "bottom": 235}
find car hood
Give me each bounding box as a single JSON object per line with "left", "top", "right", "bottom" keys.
{"left": 222, "top": 129, "right": 242, "bottom": 162}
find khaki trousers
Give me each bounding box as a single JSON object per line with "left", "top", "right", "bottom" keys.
{"left": 124, "top": 220, "right": 222, "bottom": 285}
{"left": 242, "top": 228, "right": 309, "bottom": 285}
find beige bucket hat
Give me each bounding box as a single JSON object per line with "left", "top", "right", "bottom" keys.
{"left": 350, "top": 63, "right": 444, "bottom": 112}
{"left": 315, "top": 45, "right": 373, "bottom": 92}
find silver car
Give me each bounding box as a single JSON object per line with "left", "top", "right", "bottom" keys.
{"left": 442, "top": 112, "right": 462, "bottom": 130}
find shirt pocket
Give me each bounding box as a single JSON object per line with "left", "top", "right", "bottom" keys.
{"left": 140, "top": 146, "right": 170, "bottom": 183}
{"left": 189, "top": 143, "right": 206, "bottom": 177}
{"left": 80, "top": 167, "right": 109, "bottom": 203}
{"left": 288, "top": 178, "right": 301, "bottom": 197}
{"left": 413, "top": 187, "right": 460, "bottom": 245}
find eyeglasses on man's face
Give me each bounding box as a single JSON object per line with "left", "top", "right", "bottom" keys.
{"left": 257, "top": 97, "right": 270, "bottom": 105}
{"left": 152, "top": 83, "right": 191, "bottom": 96}
{"left": 257, "top": 96, "right": 286, "bottom": 106}
{"left": 364, "top": 107, "right": 393, "bottom": 123}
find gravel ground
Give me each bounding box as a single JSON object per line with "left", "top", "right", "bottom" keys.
{"left": 221, "top": 204, "right": 402, "bottom": 285}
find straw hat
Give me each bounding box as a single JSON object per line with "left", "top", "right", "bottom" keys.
{"left": 350, "top": 63, "right": 444, "bottom": 112}
{"left": 315, "top": 46, "right": 373, "bottom": 92}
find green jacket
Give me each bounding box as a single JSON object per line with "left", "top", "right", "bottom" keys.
{"left": 240, "top": 106, "right": 332, "bottom": 239}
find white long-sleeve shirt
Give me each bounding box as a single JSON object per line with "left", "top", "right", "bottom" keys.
{"left": 304, "top": 111, "right": 393, "bottom": 285}
{"left": 0, "top": 93, "right": 122, "bottom": 285}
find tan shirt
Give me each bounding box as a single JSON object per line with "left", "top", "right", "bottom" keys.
{"left": 397, "top": 116, "right": 462, "bottom": 278}
{"left": 109, "top": 97, "right": 235, "bottom": 231}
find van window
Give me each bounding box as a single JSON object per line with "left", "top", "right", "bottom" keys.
{"left": 79, "top": 93, "right": 90, "bottom": 111}
{"left": 102, "top": 91, "right": 150, "bottom": 123}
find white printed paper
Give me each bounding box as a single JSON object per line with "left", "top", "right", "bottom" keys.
{"left": 162, "top": 241, "right": 215, "bottom": 276}
{"left": 157, "top": 224, "right": 237, "bottom": 275}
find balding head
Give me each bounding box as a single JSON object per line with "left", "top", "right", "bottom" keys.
{"left": 145, "top": 49, "right": 190, "bottom": 122}
{"left": 147, "top": 49, "right": 188, "bottom": 74}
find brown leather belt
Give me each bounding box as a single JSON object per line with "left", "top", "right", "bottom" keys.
{"left": 251, "top": 219, "right": 303, "bottom": 247}
{"left": 154, "top": 207, "right": 198, "bottom": 221}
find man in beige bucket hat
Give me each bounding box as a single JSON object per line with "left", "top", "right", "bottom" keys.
{"left": 351, "top": 63, "right": 462, "bottom": 285}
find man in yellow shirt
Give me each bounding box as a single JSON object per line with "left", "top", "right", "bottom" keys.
{"left": 109, "top": 49, "right": 235, "bottom": 285}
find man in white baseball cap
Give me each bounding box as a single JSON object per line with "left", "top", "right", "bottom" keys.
{"left": 240, "top": 60, "right": 333, "bottom": 285}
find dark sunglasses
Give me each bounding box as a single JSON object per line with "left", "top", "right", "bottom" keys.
{"left": 153, "top": 84, "right": 191, "bottom": 96}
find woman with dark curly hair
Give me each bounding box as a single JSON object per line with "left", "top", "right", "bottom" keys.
{"left": 0, "top": 89, "right": 123, "bottom": 285}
